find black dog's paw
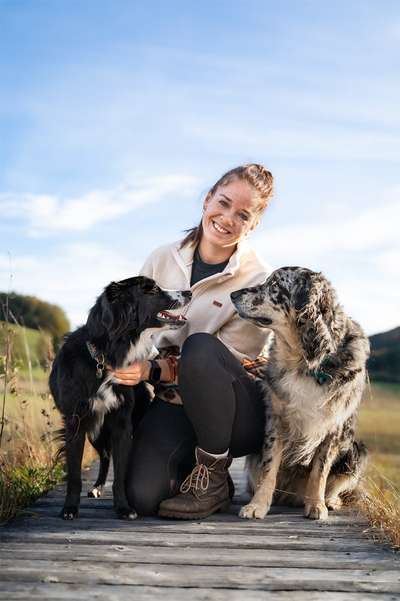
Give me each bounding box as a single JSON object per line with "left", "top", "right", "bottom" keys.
{"left": 88, "top": 485, "right": 104, "bottom": 498}
{"left": 61, "top": 505, "right": 79, "bottom": 520}
{"left": 116, "top": 506, "right": 137, "bottom": 520}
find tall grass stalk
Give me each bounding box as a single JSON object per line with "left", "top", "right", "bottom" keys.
{"left": 357, "top": 474, "right": 400, "bottom": 550}
{"left": 0, "top": 295, "right": 11, "bottom": 448}
{"left": 0, "top": 295, "right": 65, "bottom": 522}
{"left": 13, "top": 311, "right": 35, "bottom": 396}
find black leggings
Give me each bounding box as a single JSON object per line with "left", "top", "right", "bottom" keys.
{"left": 126, "top": 332, "right": 265, "bottom": 516}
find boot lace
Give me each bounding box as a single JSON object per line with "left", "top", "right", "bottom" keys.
{"left": 180, "top": 463, "right": 210, "bottom": 494}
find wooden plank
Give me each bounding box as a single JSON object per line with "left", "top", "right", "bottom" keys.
{"left": 0, "top": 542, "right": 397, "bottom": 570}
{"left": 1, "top": 560, "right": 400, "bottom": 593}
{"left": 0, "top": 530, "right": 378, "bottom": 552}
{"left": 0, "top": 583, "right": 397, "bottom": 601}
{"left": 0, "top": 457, "right": 397, "bottom": 600}
{"left": 0, "top": 583, "right": 398, "bottom": 601}
{"left": 4, "top": 506, "right": 368, "bottom": 526}
{"left": 26, "top": 500, "right": 367, "bottom": 524}
{"left": 5, "top": 516, "right": 368, "bottom": 539}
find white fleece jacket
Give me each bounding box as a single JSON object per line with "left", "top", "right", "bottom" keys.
{"left": 140, "top": 238, "right": 272, "bottom": 362}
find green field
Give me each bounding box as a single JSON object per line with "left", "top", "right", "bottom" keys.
{"left": 358, "top": 381, "right": 400, "bottom": 491}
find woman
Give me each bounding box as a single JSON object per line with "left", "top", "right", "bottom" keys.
{"left": 111, "top": 163, "right": 274, "bottom": 519}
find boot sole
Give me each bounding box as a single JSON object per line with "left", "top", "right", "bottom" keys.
{"left": 158, "top": 499, "right": 231, "bottom": 520}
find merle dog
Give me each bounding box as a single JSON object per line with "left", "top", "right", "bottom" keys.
{"left": 50, "top": 276, "right": 191, "bottom": 520}
{"left": 231, "top": 267, "right": 369, "bottom": 520}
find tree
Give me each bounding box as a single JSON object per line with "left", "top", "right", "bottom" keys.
{"left": 0, "top": 292, "right": 70, "bottom": 347}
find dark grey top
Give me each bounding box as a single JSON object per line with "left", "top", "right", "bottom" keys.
{"left": 190, "top": 245, "right": 229, "bottom": 287}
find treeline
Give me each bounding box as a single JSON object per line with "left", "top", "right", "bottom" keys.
{"left": 368, "top": 326, "right": 400, "bottom": 384}
{"left": 0, "top": 291, "right": 70, "bottom": 348}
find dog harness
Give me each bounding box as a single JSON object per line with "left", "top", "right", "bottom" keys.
{"left": 307, "top": 359, "right": 333, "bottom": 385}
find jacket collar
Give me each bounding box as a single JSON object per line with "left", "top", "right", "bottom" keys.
{"left": 173, "top": 238, "right": 250, "bottom": 283}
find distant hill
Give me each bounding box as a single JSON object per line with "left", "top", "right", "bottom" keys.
{"left": 0, "top": 291, "right": 70, "bottom": 348}
{"left": 368, "top": 326, "right": 400, "bottom": 383}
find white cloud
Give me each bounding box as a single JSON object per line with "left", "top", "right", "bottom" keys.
{"left": 0, "top": 243, "right": 145, "bottom": 327}
{"left": 374, "top": 249, "right": 400, "bottom": 277}
{"left": 251, "top": 196, "right": 400, "bottom": 335}
{"left": 0, "top": 174, "right": 199, "bottom": 234}
{"left": 187, "top": 122, "right": 400, "bottom": 162}
{"left": 1, "top": 191, "right": 399, "bottom": 335}
{"left": 252, "top": 197, "right": 400, "bottom": 265}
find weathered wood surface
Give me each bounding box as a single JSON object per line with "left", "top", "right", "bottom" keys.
{"left": 0, "top": 459, "right": 399, "bottom": 600}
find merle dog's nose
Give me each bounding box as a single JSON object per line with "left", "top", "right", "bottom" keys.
{"left": 231, "top": 289, "right": 245, "bottom": 300}
{"left": 183, "top": 290, "right": 192, "bottom": 299}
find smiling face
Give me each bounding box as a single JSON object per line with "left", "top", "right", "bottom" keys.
{"left": 201, "top": 179, "right": 261, "bottom": 251}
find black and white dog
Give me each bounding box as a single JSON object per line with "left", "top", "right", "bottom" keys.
{"left": 50, "top": 276, "right": 191, "bottom": 520}
{"left": 231, "top": 267, "right": 369, "bottom": 520}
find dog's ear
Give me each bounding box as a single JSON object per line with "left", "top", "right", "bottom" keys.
{"left": 105, "top": 277, "right": 141, "bottom": 303}
{"left": 86, "top": 295, "right": 109, "bottom": 339}
{"left": 100, "top": 294, "right": 117, "bottom": 331}
{"left": 293, "top": 276, "right": 311, "bottom": 312}
{"left": 295, "top": 272, "right": 340, "bottom": 369}
{"left": 101, "top": 293, "right": 138, "bottom": 338}
{"left": 87, "top": 289, "right": 137, "bottom": 339}
{"left": 105, "top": 281, "right": 124, "bottom": 303}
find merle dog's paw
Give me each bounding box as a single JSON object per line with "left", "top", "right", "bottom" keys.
{"left": 60, "top": 505, "right": 79, "bottom": 520}
{"left": 304, "top": 501, "right": 329, "bottom": 520}
{"left": 116, "top": 506, "right": 138, "bottom": 520}
{"left": 239, "top": 502, "right": 269, "bottom": 519}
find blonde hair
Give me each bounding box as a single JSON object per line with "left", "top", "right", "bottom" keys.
{"left": 180, "top": 163, "right": 274, "bottom": 249}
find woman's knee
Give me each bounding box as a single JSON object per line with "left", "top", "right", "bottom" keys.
{"left": 180, "top": 333, "right": 221, "bottom": 375}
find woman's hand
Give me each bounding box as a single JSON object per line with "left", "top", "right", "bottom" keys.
{"left": 110, "top": 361, "right": 151, "bottom": 386}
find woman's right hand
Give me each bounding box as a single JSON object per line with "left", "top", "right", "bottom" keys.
{"left": 110, "top": 361, "right": 151, "bottom": 386}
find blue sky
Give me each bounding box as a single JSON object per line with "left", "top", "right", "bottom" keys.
{"left": 0, "top": 1, "right": 399, "bottom": 334}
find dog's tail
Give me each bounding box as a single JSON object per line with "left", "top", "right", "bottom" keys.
{"left": 52, "top": 424, "right": 66, "bottom": 463}
{"left": 328, "top": 440, "right": 369, "bottom": 505}
{"left": 332, "top": 440, "right": 368, "bottom": 476}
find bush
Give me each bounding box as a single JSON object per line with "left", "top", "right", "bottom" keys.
{"left": 0, "top": 462, "right": 64, "bottom": 524}
{"left": 0, "top": 292, "right": 70, "bottom": 348}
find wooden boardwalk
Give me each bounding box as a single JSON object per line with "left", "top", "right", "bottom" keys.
{"left": 0, "top": 458, "right": 399, "bottom": 600}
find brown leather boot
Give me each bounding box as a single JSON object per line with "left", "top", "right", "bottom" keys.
{"left": 158, "top": 447, "right": 233, "bottom": 519}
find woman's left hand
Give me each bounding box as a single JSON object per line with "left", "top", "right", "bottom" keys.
{"left": 109, "top": 361, "right": 151, "bottom": 386}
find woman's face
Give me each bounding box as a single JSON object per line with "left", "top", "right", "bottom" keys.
{"left": 202, "top": 179, "right": 260, "bottom": 249}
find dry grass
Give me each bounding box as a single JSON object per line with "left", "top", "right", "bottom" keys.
{"left": 356, "top": 476, "right": 400, "bottom": 550}
{"left": 0, "top": 384, "right": 63, "bottom": 523}
{"left": 0, "top": 377, "right": 95, "bottom": 523}
{"left": 0, "top": 322, "right": 94, "bottom": 523}
{"left": 356, "top": 381, "right": 400, "bottom": 550}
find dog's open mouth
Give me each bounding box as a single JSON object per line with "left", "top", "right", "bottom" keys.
{"left": 251, "top": 317, "right": 272, "bottom": 328}
{"left": 157, "top": 310, "right": 187, "bottom": 327}
{"left": 238, "top": 312, "right": 272, "bottom": 328}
